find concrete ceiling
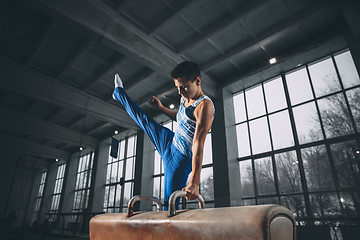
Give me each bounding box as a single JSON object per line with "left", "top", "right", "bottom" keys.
{"left": 0, "top": 0, "right": 350, "bottom": 167}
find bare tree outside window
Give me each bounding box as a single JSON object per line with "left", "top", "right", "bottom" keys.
{"left": 234, "top": 50, "right": 360, "bottom": 226}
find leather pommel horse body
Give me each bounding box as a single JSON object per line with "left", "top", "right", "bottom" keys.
{"left": 90, "top": 191, "right": 296, "bottom": 240}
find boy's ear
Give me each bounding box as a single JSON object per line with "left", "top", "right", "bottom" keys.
{"left": 195, "top": 76, "right": 201, "bottom": 85}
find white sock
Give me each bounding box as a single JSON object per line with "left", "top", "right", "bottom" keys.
{"left": 114, "top": 74, "right": 123, "bottom": 88}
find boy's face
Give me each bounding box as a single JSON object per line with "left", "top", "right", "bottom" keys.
{"left": 174, "top": 77, "right": 200, "bottom": 100}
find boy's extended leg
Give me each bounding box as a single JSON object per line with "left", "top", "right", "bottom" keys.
{"left": 113, "top": 87, "right": 173, "bottom": 156}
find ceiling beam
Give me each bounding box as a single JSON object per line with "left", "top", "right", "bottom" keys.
{"left": 47, "top": 108, "right": 64, "bottom": 121}
{"left": 25, "top": 19, "right": 57, "bottom": 66}
{"left": 201, "top": 1, "right": 336, "bottom": 72}
{"left": 86, "top": 122, "right": 109, "bottom": 135}
{"left": 150, "top": 0, "right": 196, "bottom": 35}
{"left": 178, "top": 0, "right": 268, "bottom": 54}
{"left": 85, "top": 56, "right": 127, "bottom": 91}
{"left": 26, "top": 0, "right": 217, "bottom": 99}
{"left": 28, "top": 0, "right": 181, "bottom": 74}
{"left": 0, "top": 54, "right": 139, "bottom": 130}
{"left": 0, "top": 153, "right": 51, "bottom": 169}
{"left": 0, "top": 133, "right": 70, "bottom": 160}
{"left": 0, "top": 105, "right": 99, "bottom": 149}
{"left": 57, "top": 39, "right": 96, "bottom": 80}
{"left": 222, "top": 34, "right": 347, "bottom": 89}
{"left": 126, "top": 69, "right": 156, "bottom": 91}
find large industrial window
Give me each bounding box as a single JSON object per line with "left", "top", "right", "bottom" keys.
{"left": 33, "top": 171, "right": 47, "bottom": 223}
{"left": 71, "top": 152, "right": 94, "bottom": 221}
{"left": 233, "top": 49, "right": 360, "bottom": 226}
{"left": 49, "top": 163, "right": 66, "bottom": 221}
{"left": 153, "top": 120, "right": 214, "bottom": 210}
{"left": 103, "top": 135, "right": 137, "bottom": 213}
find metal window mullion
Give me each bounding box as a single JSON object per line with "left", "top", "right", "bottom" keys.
{"left": 120, "top": 137, "right": 129, "bottom": 210}
{"left": 243, "top": 90, "right": 253, "bottom": 156}
{"left": 306, "top": 66, "right": 327, "bottom": 141}
{"left": 324, "top": 143, "right": 344, "bottom": 213}
{"left": 261, "top": 82, "right": 280, "bottom": 203}
{"left": 321, "top": 57, "right": 346, "bottom": 192}
{"left": 242, "top": 90, "right": 257, "bottom": 203}
{"left": 332, "top": 55, "right": 358, "bottom": 134}
{"left": 113, "top": 157, "right": 121, "bottom": 210}
{"left": 281, "top": 72, "right": 312, "bottom": 222}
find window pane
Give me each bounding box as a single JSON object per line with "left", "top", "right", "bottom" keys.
{"left": 301, "top": 145, "right": 335, "bottom": 191}
{"left": 200, "top": 167, "right": 214, "bottom": 201}
{"left": 254, "top": 157, "right": 275, "bottom": 195}
{"left": 106, "top": 164, "right": 111, "bottom": 184}
{"left": 281, "top": 195, "right": 307, "bottom": 218}
{"left": 308, "top": 58, "right": 341, "bottom": 97}
{"left": 163, "top": 121, "right": 172, "bottom": 130}
{"left": 50, "top": 197, "right": 55, "bottom": 210}
{"left": 236, "top": 123, "right": 251, "bottom": 157}
{"left": 233, "top": 92, "right": 246, "bottom": 123}
{"left": 108, "top": 149, "right": 113, "bottom": 164}
{"left": 103, "top": 186, "right": 109, "bottom": 208}
{"left": 88, "top": 170, "right": 92, "bottom": 188}
{"left": 111, "top": 162, "right": 118, "bottom": 183}
{"left": 125, "top": 157, "right": 134, "bottom": 180}
{"left": 243, "top": 199, "right": 255, "bottom": 206}
{"left": 318, "top": 93, "right": 355, "bottom": 138}
{"left": 309, "top": 193, "right": 341, "bottom": 218}
{"left": 264, "top": 77, "right": 287, "bottom": 113}
{"left": 339, "top": 191, "right": 360, "bottom": 218}
{"left": 108, "top": 186, "right": 115, "bottom": 207}
{"left": 78, "top": 172, "right": 84, "bottom": 189}
{"left": 330, "top": 141, "right": 360, "bottom": 188}
{"left": 154, "top": 151, "right": 161, "bottom": 175}
{"left": 153, "top": 177, "right": 160, "bottom": 199}
{"left": 85, "top": 189, "right": 90, "bottom": 209}
{"left": 293, "top": 101, "right": 323, "bottom": 144}
{"left": 249, "top": 117, "right": 271, "bottom": 154}
{"left": 60, "top": 164, "right": 65, "bottom": 177}
{"left": 269, "top": 110, "right": 294, "bottom": 150}
{"left": 346, "top": 88, "right": 360, "bottom": 131}
{"left": 239, "top": 160, "right": 254, "bottom": 197}
{"left": 161, "top": 176, "right": 164, "bottom": 202}
{"left": 123, "top": 182, "right": 133, "bottom": 206}
{"left": 78, "top": 157, "right": 83, "bottom": 172}
{"left": 202, "top": 133, "right": 213, "bottom": 165}
{"left": 286, "top": 68, "right": 313, "bottom": 105}
{"left": 115, "top": 185, "right": 121, "bottom": 207}
{"left": 82, "top": 172, "right": 88, "bottom": 189}
{"left": 258, "top": 197, "right": 278, "bottom": 204}
{"left": 245, "top": 85, "right": 266, "bottom": 119}
{"left": 335, "top": 51, "right": 360, "bottom": 89}
{"left": 275, "top": 151, "right": 302, "bottom": 194}
{"left": 117, "top": 160, "right": 123, "bottom": 182}
{"left": 119, "top": 140, "right": 126, "bottom": 160}
{"left": 127, "top": 136, "right": 135, "bottom": 158}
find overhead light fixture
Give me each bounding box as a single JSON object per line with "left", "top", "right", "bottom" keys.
{"left": 356, "top": 150, "right": 360, "bottom": 154}
{"left": 169, "top": 104, "right": 175, "bottom": 109}
{"left": 269, "top": 58, "right": 276, "bottom": 64}
{"left": 55, "top": 158, "right": 59, "bottom": 162}
{"left": 114, "top": 130, "right": 119, "bottom": 135}
{"left": 80, "top": 147, "right": 83, "bottom": 151}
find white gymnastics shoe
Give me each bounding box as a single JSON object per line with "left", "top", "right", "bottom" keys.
{"left": 114, "top": 74, "right": 123, "bottom": 88}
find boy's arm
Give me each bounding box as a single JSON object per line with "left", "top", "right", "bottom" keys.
{"left": 182, "top": 99, "right": 213, "bottom": 200}
{"left": 149, "top": 96, "right": 177, "bottom": 121}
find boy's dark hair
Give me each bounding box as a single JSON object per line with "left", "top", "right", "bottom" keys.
{"left": 171, "top": 61, "right": 201, "bottom": 82}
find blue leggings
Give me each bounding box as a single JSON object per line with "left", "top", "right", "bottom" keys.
{"left": 113, "top": 87, "right": 192, "bottom": 210}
